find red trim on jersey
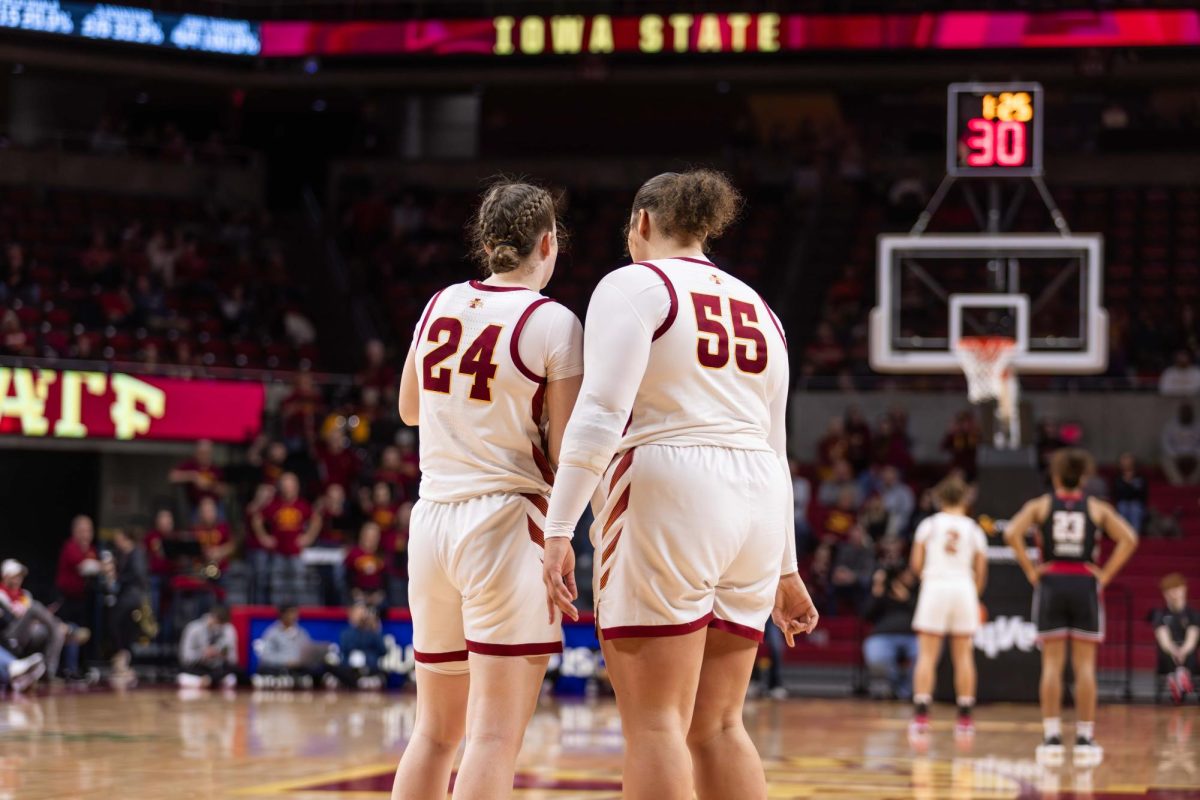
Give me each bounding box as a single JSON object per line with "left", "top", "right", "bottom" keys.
{"left": 466, "top": 639, "right": 563, "bottom": 657}
{"left": 531, "top": 381, "right": 546, "bottom": 424}
{"left": 415, "top": 289, "right": 445, "bottom": 343}
{"left": 760, "top": 297, "right": 788, "bottom": 350}
{"left": 709, "top": 617, "right": 765, "bottom": 643}
{"left": 531, "top": 443, "right": 555, "bottom": 485}
{"left": 602, "top": 612, "right": 715, "bottom": 640}
{"left": 511, "top": 297, "right": 556, "bottom": 383}
{"left": 469, "top": 279, "right": 529, "bottom": 293}
{"left": 414, "top": 648, "right": 468, "bottom": 664}
{"left": 1055, "top": 490, "right": 1085, "bottom": 502}
{"left": 610, "top": 449, "right": 634, "bottom": 492}
{"left": 521, "top": 492, "right": 549, "bottom": 516}
{"left": 636, "top": 262, "right": 679, "bottom": 341}
{"left": 603, "top": 486, "right": 631, "bottom": 536}
{"left": 676, "top": 256, "right": 715, "bottom": 267}
{"left": 527, "top": 516, "right": 546, "bottom": 548}
{"left": 1043, "top": 561, "right": 1096, "bottom": 576}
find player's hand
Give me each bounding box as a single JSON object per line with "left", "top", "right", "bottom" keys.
{"left": 542, "top": 537, "right": 579, "bottom": 624}
{"left": 772, "top": 573, "right": 819, "bottom": 647}
{"left": 1026, "top": 563, "right": 1047, "bottom": 586}
{"left": 1085, "top": 562, "right": 1109, "bottom": 588}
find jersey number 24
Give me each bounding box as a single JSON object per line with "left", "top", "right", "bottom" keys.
{"left": 422, "top": 318, "right": 501, "bottom": 402}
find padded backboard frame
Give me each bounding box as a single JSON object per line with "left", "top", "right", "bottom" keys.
{"left": 869, "top": 234, "right": 1106, "bottom": 375}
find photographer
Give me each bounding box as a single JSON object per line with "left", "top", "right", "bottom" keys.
{"left": 862, "top": 566, "right": 919, "bottom": 699}
{"left": 178, "top": 606, "right": 240, "bottom": 689}
{"left": 101, "top": 529, "right": 149, "bottom": 687}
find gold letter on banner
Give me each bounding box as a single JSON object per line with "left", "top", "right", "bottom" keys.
{"left": 550, "top": 16, "right": 585, "bottom": 53}
{"left": 55, "top": 371, "right": 107, "bottom": 438}
{"left": 639, "top": 14, "right": 663, "bottom": 53}
{"left": 493, "top": 16, "right": 515, "bottom": 55}
{"left": 0, "top": 367, "right": 54, "bottom": 437}
{"left": 109, "top": 373, "right": 166, "bottom": 440}
{"left": 588, "top": 15, "right": 613, "bottom": 53}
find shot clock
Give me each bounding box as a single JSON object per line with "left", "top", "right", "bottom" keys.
{"left": 947, "top": 82, "right": 1043, "bottom": 177}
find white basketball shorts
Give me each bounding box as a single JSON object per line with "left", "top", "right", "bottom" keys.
{"left": 912, "top": 578, "right": 980, "bottom": 636}
{"left": 591, "top": 443, "right": 788, "bottom": 643}
{"left": 408, "top": 492, "right": 562, "bottom": 675}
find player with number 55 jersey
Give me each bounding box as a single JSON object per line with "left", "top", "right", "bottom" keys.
{"left": 392, "top": 181, "right": 583, "bottom": 800}
{"left": 541, "top": 170, "right": 819, "bottom": 800}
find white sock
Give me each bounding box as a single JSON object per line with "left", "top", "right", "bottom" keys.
{"left": 913, "top": 693, "right": 932, "bottom": 706}
{"left": 1077, "top": 721, "right": 1095, "bottom": 741}
{"left": 1044, "top": 717, "right": 1062, "bottom": 739}
{"left": 957, "top": 696, "right": 975, "bottom": 708}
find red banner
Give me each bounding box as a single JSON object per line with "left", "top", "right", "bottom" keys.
{"left": 260, "top": 10, "right": 1200, "bottom": 58}
{"left": 0, "top": 367, "right": 264, "bottom": 443}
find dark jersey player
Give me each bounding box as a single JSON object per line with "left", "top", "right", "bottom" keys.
{"left": 1004, "top": 449, "right": 1138, "bottom": 768}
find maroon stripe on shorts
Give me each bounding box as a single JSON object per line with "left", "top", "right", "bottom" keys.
{"left": 465, "top": 640, "right": 563, "bottom": 657}
{"left": 601, "top": 612, "right": 716, "bottom": 640}
{"left": 414, "top": 648, "right": 468, "bottom": 664}
{"left": 709, "top": 617, "right": 766, "bottom": 643}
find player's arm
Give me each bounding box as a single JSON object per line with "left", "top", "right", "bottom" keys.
{"left": 1091, "top": 498, "right": 1138, "bottom": 588}
{"left": 542, "top": 279, "right": 657, "bottom": 622}
{"left": 1155, "top": 623, "right": 1183, "bottom": 663}
{"left": 1004, "top": 496, "right": 1048, "bottom": 586}
{"left": 1181, "top": 623, "right": 1199, "bottom": 660}
{"left": 535, "top": 307, "right": 585, "bottom": 467}
{"left": 398, "top": 346, "right": 419, "bottom": 426}
{"left": 973, "top": 550, "right": 988, "bottom": 596}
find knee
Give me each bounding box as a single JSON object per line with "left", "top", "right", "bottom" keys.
{"left": 686, "top": 709, "right": 743, "bottom": 750}
{"left": 463, "top": 726, "right": 523, "bottom": 756}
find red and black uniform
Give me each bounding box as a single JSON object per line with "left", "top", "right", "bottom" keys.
{"left": 1034, "top": 492, "right": 1103, "bottom": 642}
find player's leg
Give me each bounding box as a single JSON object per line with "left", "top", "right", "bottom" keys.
{"left": 604, "top": 631, "right": 707, "bottom": 800}
{"left": 392, "top": 667, "right": 469, "bottom": 800}
{"left": 1036, "top": 637, "right": 1067, "bottom": 762}
{"left": 949, "top": 634, "right": 977, "bottom": 733}
{"left": 688, "top": 627, "right": 767, "bottom": 800}
{"left": 912, "top": 632, "right": 943, "bottom": 731}
{"left": 451, "top": 653, "right": 550, "bottom": 799}
{"left": 1070, "top": 637, "right": 1102, "bottom": 764}
{"left": 393, "top": 500, "right": 470, "bottom": 799}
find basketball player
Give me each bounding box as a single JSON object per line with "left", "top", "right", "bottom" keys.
{"left": 908, "top": 475, "right": 988, "bottom": 738}
{"left": 391, "top": 181, "right": 583, "bottom": 800}
{"left": 540, "top": 170, "right": 819, "bottom": 800}
{"left": 1004, "top": 448, "right": 1138, "bottom": 766}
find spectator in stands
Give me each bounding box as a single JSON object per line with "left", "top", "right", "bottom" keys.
{"left": 357, "top": 338, "right": 396, "bottom": 395}
{"left": 315, "top": 483, "right": 356, "bottom": 546}
{"left": 252, "top": 473, "right": 322, "bottom": 606}
{"left": 280, "top": 372, "right": 324, "bottom": 455}
{"left": 101, "top": 529, "right": 148, "bottom": 687}
{"left": 338, "top": 604, "right": 388, "bottom": 690}
{"left": 1113, "top": 453, "right": 1149, "bottom": 534}
{"left": 877, "top": 535, "right": 908, "bottom": 572}
{"left": 145, "top": 229, "right": 181, "bottom": 286}
{"left": 56, "top": 515, "right": 100, "bottom": 629}
{"left": 878, "top": 466, "right": 915, "bottom": 538}
{"left": 344, "top": 522, "right": 387, "bottom": 609}
{"left": 806, "top": 543, "right": 834, "bottom": 614}
{"left": 360, "top": 481, "right": 402, "bottom": 537}
{"left": 818, "top": 460, "right": 863, "bottom": 509}
{"left": 818, "top": 487, "right": 859, "bottom": 544}
{"left": 1161, "top": 404, "right": 1200, "bottom": 486}
{"left": 830, "top": 524, "right": 875, "bottom": 614}
{"left": 816, "top": 417, "right": 848, "bottom": 481}
{"left": 789, "top": 459, "right": 812, "bottom": 554}
{"left": 169, "top": 439, "right": 226, "bottom": 517}
{"left": 1159, "top": 351, "right": 1200, "bottom": 397}
{"left": 384, "top": 502, "right": 411, "bottom": 608}
{"left": 860, "top": 495, "right": 891, "bottom": 543}
{"left": 243, "top": 482, "right": 276, "bottom": 605}
{"left": 317, "top": 429, "right": 361, "bottom": 491}
{"left": 941, "top": 411, "right": 980, "bottom": 481}
{"left": 803, "top": 321, "right": 847, "bottom": 376}
{"left": 1, "top": 309, "right": 32, "bottom": 356}
{"left": 372, "top": 445, "right": 409, "bottom": 499}
{"left": 248, "top": 437, "right": 289, "bottom": 488}
{"left": 255, "top": 605, "right": 330, "bottom": 689}
{"left": 0, "top": 647, "right": 44, "bottom": 692}
{"left": 872, "top": 415, "right": 914, "bottom": 475}
{"left": 194, "top": 497, "right": 234, "bottom": 581}
{"left": 1, "top": 559, "right": 87, "bottom": 681}
{"left": 844, "top": 406, "right": 873, "bottom": 475}
{"left": 863, "top": 566, "right": 919, "bottom": 699}
{"left": 144, "top": 509, "right": 177, "bottom": 584}
{"left": 80, "top": 228, "right": 117, "bottom": 284}
{"left": 178, "top": 605, "right": 240, "bottom": 689}
{"left": 1153, "top": 573, "right": 1198, "bottom": 705}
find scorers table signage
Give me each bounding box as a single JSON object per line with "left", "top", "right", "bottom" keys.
{"left": 0, "top": 367, "right": 264, "bottom": 443}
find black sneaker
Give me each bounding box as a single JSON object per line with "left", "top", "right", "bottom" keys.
{"left": 1036, "top": 735, "right": 1064, "bottom": 765}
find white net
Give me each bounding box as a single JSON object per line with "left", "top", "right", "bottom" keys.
{"left": 955, "top": 336, "right": 1017, "bottom": 408}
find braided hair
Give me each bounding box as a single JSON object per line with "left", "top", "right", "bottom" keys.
{"left": 469, "top": 180, "right": 561, "bottom": 274}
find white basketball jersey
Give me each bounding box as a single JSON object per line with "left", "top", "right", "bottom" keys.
{"left": 914, "top": 511, "right": 988, "bottom": 582}
{"left": 412, "top": 280, "right": 583, "bottom": 503}
{"left": 614, "top": 257, "right": 788, "bottom": 452}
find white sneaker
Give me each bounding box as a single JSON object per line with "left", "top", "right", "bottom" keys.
{"left": 221, "top": 673, "right": 238, "bottom": 689}
{"left": 768, "top": 687, "right": 788, "bottom": 700}
{"left": 177, "top": 673, "right": 210, "bottom": 689}
{"left": 1036, "top": 736, "right": 1065, "bottom": 766}
{"left": 1073, "top": 737, "right": 1104, "bottom": 767}
{"left": 10, "top": 655, "right": 46, "bottom": 692}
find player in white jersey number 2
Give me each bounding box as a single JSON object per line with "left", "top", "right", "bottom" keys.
{"left": 908, "top": 475, "right": 989, "bottom": 741}
{"left": 541, "top": 170, "right": 820, "bottom": 800}
{"left": 391, "top": 182, "right": 584, "bottom": 800}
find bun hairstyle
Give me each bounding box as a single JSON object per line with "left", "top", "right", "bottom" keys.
{"left": 630, "top": 169, "right": 743, "bottom": 248}
{"left": 469, "top": 180, "right": 562, "bottom": 275}
{"left": 1051, "top": 447, "right": 1094, "bottom": 490}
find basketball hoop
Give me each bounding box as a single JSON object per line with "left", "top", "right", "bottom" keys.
{"left": 955, "top": 335, "right": 1018, "bottom": 415}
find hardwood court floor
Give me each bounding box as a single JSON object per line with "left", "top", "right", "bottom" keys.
{"left": 1, "top": 689, "right": 1197, "bottom": 799}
